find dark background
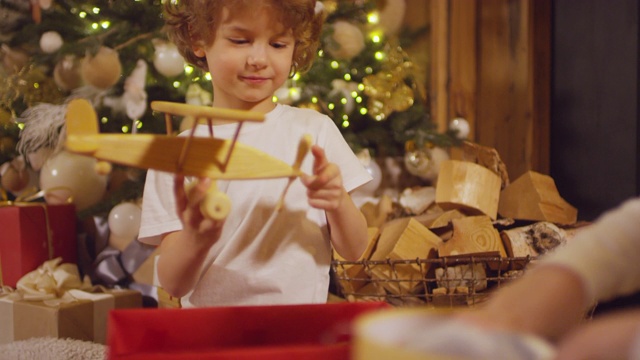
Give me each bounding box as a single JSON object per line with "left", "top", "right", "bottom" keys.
{"left": 551, "top": 0, "right": 639, "bottom": 221}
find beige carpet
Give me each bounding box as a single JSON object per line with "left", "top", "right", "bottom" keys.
{"left": 0, "top": 337, "right": 106, "bottom": 360}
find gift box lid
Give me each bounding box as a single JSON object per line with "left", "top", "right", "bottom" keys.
{"left": 107, "top": 301, "right": 389, "bottom": 360}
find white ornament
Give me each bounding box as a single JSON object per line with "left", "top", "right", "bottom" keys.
{"left": 378, "top": 0, "right": 406, "bottom": 35}
{"left": 108, "top": 202, "right": 142, "bottom": 239}
{"left": 327, "top": 21, "right": 365, "bottom": 60}
{"left": 39, "top": 150, "right": 108, "bottom": 211}
{"left": 153, "top": 40, "right": 185, "bottom": 77}
{"left": 40, "top": 31, "right": 63, "bottom": 53}
{"left": 185, "top": 84, "right": 212, "bottom": 106}
{"left": 418, "top": 147, "right": 450, "bottom": 182}
{"left": 404, "top": 147, "right": 432, "bottom": 179}
{"left": 123, "top": 59, "right": 148, "bottom": 120}
{"left": 353, "top": 149, "right": 382, "bottom": 197}
{"left": 449, "top": 117, "right": 470, "bottom": 139}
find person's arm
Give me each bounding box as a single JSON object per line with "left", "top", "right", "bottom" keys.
{"left": 460, "top": 264, "right": 590, "bottom": 341}
{"left": 555, "top": 309, "right": 640, "bottom": 360}
{"left": 460, "top": 197, "right": 640, "bottom": 342}
{"left": 301, "top": 145, "right": 368, "bottom": 260}
{"left": 156, "top": 175, "right": 224, "bottom": 297}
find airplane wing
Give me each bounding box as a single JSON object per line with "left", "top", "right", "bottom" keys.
{"left": 65, "top": 99, "right": 305, "bottom": 180}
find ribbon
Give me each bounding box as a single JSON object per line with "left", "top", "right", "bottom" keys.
{"left": 0, "top": 186, "right": 74, "bottom": 285}
{"left": 94, "top": 240, "right": 155, "bottom": 287}
{"left": 0, "top": 257, "right": 93, "bottom": 304}
{"left": 0, "top": 257, "right": 140, "bottom": 345}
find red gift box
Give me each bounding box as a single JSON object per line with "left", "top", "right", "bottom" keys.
{"left": 0, "top": 203, "right": 77, "bottom": 288}
{"left": 108, "top": 301, "right": 389, "bottom": 360}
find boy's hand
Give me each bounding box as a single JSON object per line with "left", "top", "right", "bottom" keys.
{"left": 301, "top": 145, "right": 345, "bottom": 211}
{"left": 174, "top": 175, "right": 224, "bottom": 244}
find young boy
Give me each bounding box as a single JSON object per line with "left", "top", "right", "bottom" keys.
{"left": 138, "top": 0, "right": 371, "bottom": 307}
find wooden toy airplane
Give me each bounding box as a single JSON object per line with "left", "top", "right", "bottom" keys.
{"left": 64, "top": 98, "right": 311, "bottom": 220}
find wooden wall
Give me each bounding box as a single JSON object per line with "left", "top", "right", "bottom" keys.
{"left": 424, "top": 0, "right": 551, "bottom": 181}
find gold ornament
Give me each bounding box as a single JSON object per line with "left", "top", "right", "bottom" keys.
{"left": 1, "top": 65, "right": 64, "bottom": 110}
{"left": 363, "top": 69, "right": 414, "bottom": 120}
{"left": 81, "top": 46, "right": 123, "bottom": 89}
{"left": 362, "top": 44, "right": 417, "bottom": 120}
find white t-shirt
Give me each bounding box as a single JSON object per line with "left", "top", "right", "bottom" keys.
{"left": 138, "top": 104, "right": 371, "bottom": 307}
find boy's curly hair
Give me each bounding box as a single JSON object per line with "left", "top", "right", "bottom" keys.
{"left": 163, "top": 0, "right": 325, "bottom": 73}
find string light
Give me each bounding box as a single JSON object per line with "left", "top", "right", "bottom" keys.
{"left": 172, "top": 81, "right": 181, "bottom": 88}
{"left": 185, "top": 65, "right": 194, "bottom": 75}
{"left": 100, "top": 117, "right": 108, "bottom": 124}
{"left": 121, "top": 125, "right": 130, "bottom": 133}
{"left": 92, "top": 7, "right": 100, "bottom": 14}
{"left": 330, "top": 61, "right": 340, "bottom": 69}
{"left": 367, "top": 12, "right": 379, "bottom": 24}
{"left": 343, "top": 74, "right": 352, "bottom": 81}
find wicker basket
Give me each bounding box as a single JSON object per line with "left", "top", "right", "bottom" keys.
{"left": 331, "top": 256, "right": 536, "bottom": 308}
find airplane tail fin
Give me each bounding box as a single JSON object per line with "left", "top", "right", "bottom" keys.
{"left": 66, "top": 98, "right": 99, "bottom": 136}
{"left": 65, "top": 98, "right": 100, "bottom": 154}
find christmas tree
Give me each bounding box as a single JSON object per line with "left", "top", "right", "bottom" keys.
{"left": 0, "top": 0, "right": 456, "bottom": 218}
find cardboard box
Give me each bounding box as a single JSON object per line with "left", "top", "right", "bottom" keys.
{"left": 108, "top": 301, "right": 389, "bottom": 360}
{"left": 0, "top": 288, "right": 141, "bottom": 345}
{"left": 0, "top": 203, "right": 77, "bottom": 288}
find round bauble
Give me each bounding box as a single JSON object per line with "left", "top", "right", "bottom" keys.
{"left": 40, "top": 31, "right": 63, "bottom": 53}
{"left": 153, "top": 42, "right": 185, "bottom": 77}
{"left": 39, "top": 151, "right": 108, "bottom": 211}
{"left": 417, "top": 147, "right": 450, "bottom": 182}
{"left": 404, "top": 147, "right": 433, "bottom": 180}
{"left": 353, "top": 149, "right": 382, "bottom": 198}
{"left": 326, "top": 21, "right": 365, "bottom": 60}
{"left": 81, "top": 46, "right": 122, "bottom": 89}
{"left": 1, "top": 163, "right": 30, "bottom": 193}
{"left": 108, "top": 202, "right": 142, "bottom": 240}
{"left": 54, "top": 55, "right": 83, "bottom": 91}
{"left": 449, "top": 117, "right": 470, "bottom": 139}
{"left": 358, "top": 158, "right": 382, "bottom": 196}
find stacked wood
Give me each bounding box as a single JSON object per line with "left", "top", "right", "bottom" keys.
{"left": 334, "top": 141, "right": 586, "bottom": 307}
{"left": 498, "top": 171, "right": 577, "bottom": 225}
{"left": 332, "top": 227, "right": 380, "bottom": 293}
{"left": 435, "top": 160, "right": 502, "bottom": 219}
{"left": 368, "top": 217, "right": 442, "bottom": 295}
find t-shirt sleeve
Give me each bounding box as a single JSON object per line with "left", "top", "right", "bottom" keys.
{"left": 539, "top": 197, "right": 640, "bottom": 303}
{"left": 137, "top": 169, "right": 183, "bottom": 246}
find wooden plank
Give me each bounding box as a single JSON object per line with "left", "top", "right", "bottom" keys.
{"left": 428, "top": 0, "right": 450, "bottom": 133}
{"left": 476, "top": 0, "right": 536, "bottom": 180}
{"left": 449, "top": 0, "right": 478, "bottom": 140}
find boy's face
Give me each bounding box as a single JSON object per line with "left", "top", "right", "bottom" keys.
{"left": 195, "top": 5, "right": 295, "bottom": 112}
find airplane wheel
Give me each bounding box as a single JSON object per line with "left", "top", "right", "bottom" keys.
{"left": 201, "top": 191, "right": 231, "bottom": 220}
